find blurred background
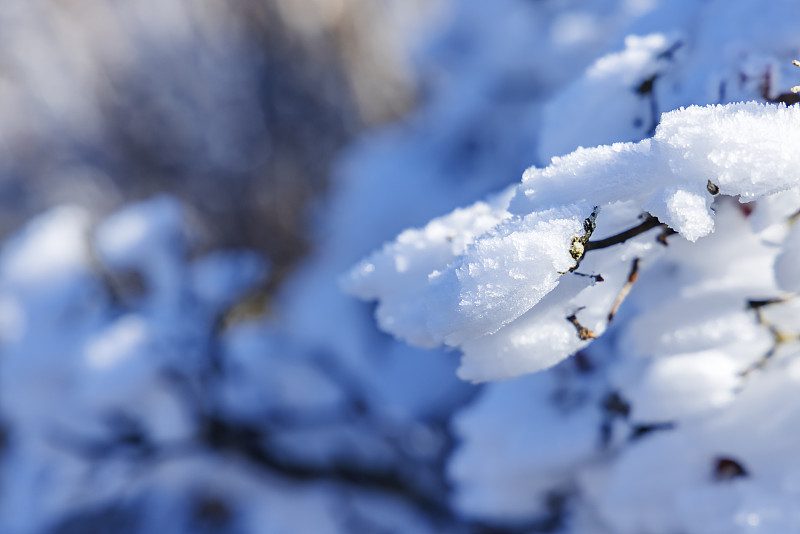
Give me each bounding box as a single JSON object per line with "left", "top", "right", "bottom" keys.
{"left": 0, "top": 1, "right": 498, "bottom": 533}
{"left": 0, "top": 2, "right": 458, "bottom": 533}
{"left": 0, "top": 0, "right": 439, "bottom": 280}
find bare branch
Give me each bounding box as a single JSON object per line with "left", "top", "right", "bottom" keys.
{"left": 567, "top": 313, "right": 598, "bottom": 340}
{"left": 657, "top": 227, "right": 677, "bottom": 245}
{"left": 741, "top": 295, "right": 799, "bottom": 376}
{"left": 571, "top": 271, "right": 604, "bottom": 282}
{"left": 608, "top": 258, "right": 640, "bottom": 323}
{"left": 585, "top": 215, "right": 666, "bottom": 252}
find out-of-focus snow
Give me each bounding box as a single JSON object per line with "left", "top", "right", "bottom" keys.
{"left": 775, "top": 220, "right": 800, "bottom": 293}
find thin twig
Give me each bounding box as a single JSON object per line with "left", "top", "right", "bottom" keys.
{"left": 740, "top": 295, "right": 798, "bottom": 376}
{"left": 657, "top": 227, "right": 677, "bottom": 246}
{"left": 585, "top": 215, "right": 665, "bottom": 252}
{"left": 608, "top": 258, "right": 640, "bottom": 323}
{"left": 571, "top": 271, "right": 604, "bottom": 282}
{"left": 567, "top": 313, "right": 598, "bottom": 340}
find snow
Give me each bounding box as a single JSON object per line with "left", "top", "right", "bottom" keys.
{"left": 775, "top": 220, "right": 800, "bottom": 292}
{"left": 340, "top": 1, "right": 800, "bottom": 530}
{"left": 537, "top": 33, "right": 681, "bottom": 160}
{"left": 449, "top": 367, "right": 602, "bottom": 521}
{"left": 4, "top": 0, "right": 800, "bottom": 532}
{"left": 2, "top": 207, "right": 91, "bottom": 287}
{"left": 347, "top": 101, "right": 800, "bottom": 382}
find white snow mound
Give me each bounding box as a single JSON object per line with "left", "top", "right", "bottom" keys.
{"left": 345, "top": 102, "right": 800, "bottom": 382}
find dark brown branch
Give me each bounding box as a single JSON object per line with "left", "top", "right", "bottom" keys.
{"left": 714, "top": 456, "right": 749, "bottom": 481}
{"left": 585, "top": 215, "right": 666, "bottom": 252}
{"left": 748, "top": 297, "right": 790, "bottom": 312}
{"left": 608, "top": 258, "right": 640, "bottom": 323}
{"left": 572, "top": 271, "right": 604, "bottom": 282}
{"left": 657, "top": 227, "right": 677, "bottom": 246}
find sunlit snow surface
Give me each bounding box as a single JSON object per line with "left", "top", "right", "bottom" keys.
{"left": 346, "top": 102, "right": 800, "bottom": 381}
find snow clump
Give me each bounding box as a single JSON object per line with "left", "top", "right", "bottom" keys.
{"left": 345, "top": 101, "right": 800, "bottom": 382}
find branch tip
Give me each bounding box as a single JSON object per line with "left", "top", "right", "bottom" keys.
{"left": 567, "top": 314, "right": 598, "bottom": 340}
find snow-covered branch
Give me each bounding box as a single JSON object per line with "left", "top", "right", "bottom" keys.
{"left": 346, "top": 102, "right": 800, "bottom": 381}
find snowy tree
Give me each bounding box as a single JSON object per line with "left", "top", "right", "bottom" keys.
{"left": 344, "top": 2, "right": 800, "bottom": 532}
{"left": 2, "top": 1, "right": 800, "bottom": 533}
